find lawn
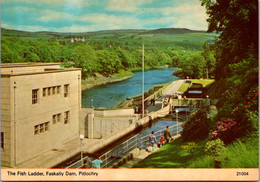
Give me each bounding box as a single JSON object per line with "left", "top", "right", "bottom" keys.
{"left": 178, "top": 79, "right": 215, "bottom": 92}
{"left": 132, "top": 135, "right": 259, "bottom": 168}
{"left": 132, "top": 138, "right": 211, "bottom": 168}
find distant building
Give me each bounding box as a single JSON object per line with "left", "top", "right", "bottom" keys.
{"left": 71, "top": 37, "right": 85, "bottom": 43}
{"left": 1, "top": 63, "right": 81, "bottom": 167}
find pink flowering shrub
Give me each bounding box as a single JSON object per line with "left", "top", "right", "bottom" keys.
{"left": 209, "top": 119, "right": 242, "bottom": 144}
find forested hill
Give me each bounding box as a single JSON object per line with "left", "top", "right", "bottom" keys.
{"left": 1, "top": 27, "right": 212, "bottom": 41}
{"left": 1, "top": 27, "right": 217, "bottom": 79}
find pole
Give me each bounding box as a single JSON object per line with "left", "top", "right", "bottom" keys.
{"left": 91, "top": 99, "right": 93, "bottom": 108}
{"left": 176, "top": 110, "right": 179, "bottom": 135}
{"left": 80, "top": 139, "right": 83, "bottom": 166}
{"left": 80, "top": 134, "right": 84, "bottom": 166}
{"left": 142, "top": 44, "right": 145, "bottom": 118}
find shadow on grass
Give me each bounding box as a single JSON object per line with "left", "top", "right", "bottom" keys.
{"left": 132, "top": 137, "right": 208, "bottom": 168}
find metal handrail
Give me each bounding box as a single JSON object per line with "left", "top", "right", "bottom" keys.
{"left": 66, "top": 122, "right": 182, "bottom": 169}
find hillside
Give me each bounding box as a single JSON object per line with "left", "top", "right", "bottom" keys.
{"left": 1, "top": 27, "right": 216, "bottom": 42}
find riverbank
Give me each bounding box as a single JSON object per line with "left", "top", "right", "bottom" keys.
{"left": 81, "top": 71, "right": 134, "bottom": 90}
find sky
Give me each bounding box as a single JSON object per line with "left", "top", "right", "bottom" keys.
{"left": 1, "top": 0, "right": 208, "bottom": 33}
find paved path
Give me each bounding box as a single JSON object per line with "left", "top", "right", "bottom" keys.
{"left": 147, "top": 80, "right": 184, "bottom": 113}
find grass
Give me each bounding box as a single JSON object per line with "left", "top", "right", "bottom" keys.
{"left": 132, "top": 138, "right": 210, "bottom": 168}
{"left": 219, "top": 137, "right": 259, "bottom": 168}
{"left": 178, "top": 79, "right": 215, "bottom": 92}
{"left": 132, "top": 135, "right": 259, "bottom": 168}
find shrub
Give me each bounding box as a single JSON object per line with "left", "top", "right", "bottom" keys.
{"left": 209, "top": 119, "right": 242, "bottom": 144}
{"left": 181, "top": 109, "right": 213, "bottom": 141}
{"left": 181, "top": 142, "right": 198, "bottom": 155}
{"left": 205, "top": 139, "right": 225, "bottom": 157}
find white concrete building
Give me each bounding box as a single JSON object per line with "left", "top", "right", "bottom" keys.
{"left": 1, "top": 63, "right": 81, "bottom": 168}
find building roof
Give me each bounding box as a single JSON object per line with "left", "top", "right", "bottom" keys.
{"left": 1, "top": 63, "right": 60, "bottom": 68}
{"left": 1, "top": 63, "right": 81, "bottom": 77}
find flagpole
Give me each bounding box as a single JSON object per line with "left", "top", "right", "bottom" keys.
{"left": 142, "top": 44, "right": 145, "bottom": 118}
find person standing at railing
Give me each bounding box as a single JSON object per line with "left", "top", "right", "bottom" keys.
{"left": 92, "top": 157, "right": 103, "bottom": 168}
{"left": 148, "top": 131, "right": 157, "bottom": 152}
{"left": 164, "top": 126, "right": 172, "bottom": 144}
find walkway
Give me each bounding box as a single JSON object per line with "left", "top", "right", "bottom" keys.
{"left": 147, "top": 80, "right": 184, "bottom": 113}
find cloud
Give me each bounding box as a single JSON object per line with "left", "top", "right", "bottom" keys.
{"left": 36, "top": 10, "right": 74, "bottom": 22}
{"left": 106, "top": 0, "right": 152, "bottom": 12}
{"left": 2, "top": 0, "right": 93, "bottom": 7}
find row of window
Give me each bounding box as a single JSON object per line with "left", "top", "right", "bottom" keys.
{"left": 34, "top": 121, "right": 50, "bottom": 135}
{"left": 32, "top": 84, "right": 70, "bottom": 104}
{"left": 34, "top": 111, "right": 70, "bottom": 135}
{"left": 43, "top": 86, "right": 61, "bottom": 97}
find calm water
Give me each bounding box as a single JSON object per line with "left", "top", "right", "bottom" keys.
{"left": 82, "top": 68, "right": 179, "bottom": 108}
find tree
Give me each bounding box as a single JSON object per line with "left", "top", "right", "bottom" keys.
{"left": 201, "top": 0, "right": 258, "bottom": 80}
{"left": 70, "top": 45, "right": 97, "bottom": 79}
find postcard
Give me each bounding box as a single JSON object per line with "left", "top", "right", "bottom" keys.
{"left": 1, "top": 0, "right": 259, "bottom": 181}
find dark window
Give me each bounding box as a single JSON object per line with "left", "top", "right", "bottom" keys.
{"left": 34, "top": 125, "right": 39, "bottom": 135}
{"left": 45, "top": 122, "right": 50, "bottom": 131}
{"left": 48, "top": 87, "right": 51, "bottom": 96}
{"left": 57, "top": 86, "right": 61, "bottom": 94}
{"left": 32, "top": 89, "right": 39, "bottom": 104}
{"left": 64, "top": 84, "right": 69, "bottom": 97}
{"left": 52, "top": 87, "right": 56, "bottom": 95}
{"left": 64, "top": 111, "right": 69, "bottom": 124}
{"left": 1, "top": 132, "right": 4, "bottom": 149}
{"left": 43, "top": 88, "right": 47, "bottom": 97}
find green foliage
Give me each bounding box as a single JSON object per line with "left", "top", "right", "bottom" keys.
{"left": 201, "top": 0, "right": 258, "bottom": 80}
{"left": 205, "top": 139, "right": 225, "bottom": 157}
{"left": 132, "top": 138, "right": 210, "bottom": 168}
{"left": 181, "top": 109, "right": 213, "bottom": 141}
{"left": 188, "top": 156, "right": 215, "bottom": 168}
{"left": 181, "top": 142, "right": 198, "bottom": 155}
{"left": 173, "top": 51, "right": 215, "bottom": 79}
{"left": 219, "top": 137, "right": 259, "bottom": 168}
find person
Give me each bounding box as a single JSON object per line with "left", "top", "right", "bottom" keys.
{"left": 152, "top": 97, "right": 156, "bottom": 106}
{"left": 178, "top": 94, "right": 182, "bottom": 100}
{"left": 92, "top": 157, "right": 103, "bottom": 168}
{"left": 164, "top": 126, "right": 172, "bottom": 144}
{"left": 168, "top": 94, "right": 172, "bottom": 103}
{"left": 83, "top": 160, "right": 88, "bottom": 168}
{"left": 148, "top": 131, "right": 157, "bottom": 152}
{"left": 174, "top": 93, "right": 177, "bottom": 99}
{"left": 159, "top": 136, "right": 164, "bottom": 148}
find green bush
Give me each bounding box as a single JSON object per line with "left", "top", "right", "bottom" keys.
{"left": 181, "top": 109, "right": 213, "bottom": 141}
{"left": 181, "top": 142, "right": 198, "bottom": 155}
{"left": 205, "top": 138, "right": 225, "bottom": 157}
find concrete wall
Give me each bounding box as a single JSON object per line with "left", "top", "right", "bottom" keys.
{"left": 1, "top": 68, "right": 81, "bottom": 167}
{"left": 80, "top": 108, "right": 137, "bottom": 139}
{"left": 1, "top": 76, "right": 13, "bottom": 167}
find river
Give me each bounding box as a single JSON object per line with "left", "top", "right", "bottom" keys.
{"left": 82, "top": 67, "right": 179, "bottom": 109}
